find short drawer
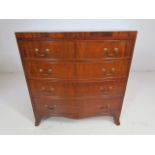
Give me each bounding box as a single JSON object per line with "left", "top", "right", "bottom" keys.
{"left": 34, "top": 97, "right": 79, "bottom": 117}
{"left": 79, "top": 97, "right": 122, "bottom": 117}
{"left": 75, "top": 79, "right": 126, "bottom": 97}
{"left": 25, "top": 61, "right": 75, "bottom": 79}
{"left": 18, "top": 41, "right": 75, "bottom": 59}
{"left": 76, "top": 59, "right": 130, "bottom": 79}
{"left": 76, "top": 40, "right": 127, "bottom": 59}
{"left": 29, "top": 80, "right": 75, "bottom": 97}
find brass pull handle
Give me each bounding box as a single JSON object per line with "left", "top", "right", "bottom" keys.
{"left": 102, "top": 67, "right": 116, "bottom": 75}
{"left": 34, "top": 48, "right": 50, "bottom": 57}
{"left": 113, "top": 47, "right": 119, "bottom": 57}
{"left": 99, "top": 105, "right": 109, "bottom": 113}
{"left": 50, "top": 87, "right": 55, "bottom": 93}
{"left": 100, "top": 86, "right": 113, "bottom": 93}
{"left": 39, "top": 68, "right": 52, "bottom": 76}
{"left": 108, "top": 86, "right": 113, "bottom": 91}
{"left": 107, "top": 67, "right": 115, "bottom": 75}
{"left": 100, "top": 105, "right": 108, "bottom": 110}
{"left": 111, "top": 67, "right": 115, "bottom": 73}
{"left": 41, "top": 87, "right": 55, "bottom": 93}
{"left": 102, "top": 68, "right": 106, "bottom": 73}
{"left": 100, "top": 87, "right": 105, "bottom": 92}
{"left": 45, "top": 48, "right": 50, "bottom": 52}
{"left": 114, "top": 47, "right": 119, "bottom": 53}
{"left": 44, "top": 104, "right": 56, "bottom": 111}
{"left": 103, "top": 47, "right": 119, "bottom": 57}
{"left": 41, "top": 86, "right": 45, "bottom": 91}
{"left": 103, "top": 48, "right": 108, "bottom": 52}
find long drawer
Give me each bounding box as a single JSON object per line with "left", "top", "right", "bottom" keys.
{"left": 34, "top": 97, "right": 122, "bottom": 118}
{"left": 18, "top": 40, "right": 130, "bottom": 60}
{"left": 25, "top": 59, "right": 130, "bottom": 79}
{"left": 29, "top": 79, "right": 126, "bottom": 98}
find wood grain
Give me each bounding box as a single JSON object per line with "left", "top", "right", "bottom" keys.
{"left": 15, "top": 31, "right": 137, "bottom": 126}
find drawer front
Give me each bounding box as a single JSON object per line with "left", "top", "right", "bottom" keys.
{"left": 34, "top": 98, "right": 79, "bottom": 117}
{"left": 75, "top": 79, "right": 126, "bottom": 97}
{"left": 29, "top": 80, "right": 75, "bottom": 97}
{"left": 29, "top": 79, "right": 126, "bottom": 98}
{"left": 25, "top": 60, "right": 130, "bottom": 79}
{"left": 19, "top": 41, "right": 75, "bottom": 59}
{"left": 25, "top": 61, "right": 75, "bottom": 79}
{"left": 79, "top": 98, "right": 122, "bottom": 117}
{"left": 76, "top": 40, "right": 127, "bottom": 59}
{"left": 34, "top": 97, "right": 122, "bottom": 117}
{"left": 76, "top": 60, "right": 130, "bottom": 79}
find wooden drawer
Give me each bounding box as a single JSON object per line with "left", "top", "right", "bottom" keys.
{"left": 29, "top": 79, "right": 126, "bottom": 97}
{"left": 76, "top": 40, "right": 127, "bottom": 59}
{"left": 34, "top": 97, "right": 122, "bottom": 118}
{"left": 25, "top": 60, "right": 130, "bottom": 79}
{"left": 25, "top": 61, "right": 75, "bottom": 79}
{"left": 76, "top": 60, "right": 130, "bottom": 79}
{"left": 29, "top": 80, "right": 75, "bottom": 97}
{"left": 75, "top": 79, "right": 125, "bottom": 97}
{"left": 18, "top": 41, "right": 75, "bottom": 59}
{"left": 34, "top": 97, "right": 79, "bottom": 117}
{"left": 79, "top": 98, "right": 122, "bottom": 117}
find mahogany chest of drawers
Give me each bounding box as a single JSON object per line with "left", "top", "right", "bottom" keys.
{"left": 16, "top": 31, "right": 137, "bottom": 126}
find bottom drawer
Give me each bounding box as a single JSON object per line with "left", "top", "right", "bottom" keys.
{"left": 33, "top": 97, "right": 122, "bottom": 118}
{"left": 34, "top": 97, "right": 78, "bottom": 117}
{"left": 79, "top": 98, "right": 122, "bottom": 117}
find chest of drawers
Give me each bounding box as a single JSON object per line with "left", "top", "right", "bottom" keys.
{"left": 16, "top": 31, "right": 137, "bottom": 126}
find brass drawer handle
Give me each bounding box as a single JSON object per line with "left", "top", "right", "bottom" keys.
{"left": 39, "top": 68, "right": 52, "bottom": 76}
{"left": 100, "top": 106, "right": 108, "bottom": 110}
{"left": 44, "top": 104, "right": 56, "bottom": 111}
{"left": 99, "top": 105, "right": 109, "bottom": 113}
{"left": 114, "top": 47, "right": 119, "bottom": 53}
{"left": 108, "top": 86, "right": 113, "bottom": 90}
{"left": 100, "top": 87, "right": 105, "bottom": 92}
{"left": 103, "top": 47, "right": 119, "bottom": 57}
{"left": 100, "top": 86, "right": 113, "bottom": 93}
{"left": 41, "top": 87, "right": 55, "bottom": 93}
{"left": 50, "top": 87, "right": 55, "bottom": 93}
{"left": 34, "top": 48, "right": 50, "bottom": 57}
{"left": 102, "top": 67, "right": 116, "bottom": 75}
{"left": 103, "top": 48, "right": 108, "bottom": 52}
{"left": 102, "top": 68, "right": 106, "bottom": 73}
{"left": 111, "top": 67, "right": 115, "bottom": 73}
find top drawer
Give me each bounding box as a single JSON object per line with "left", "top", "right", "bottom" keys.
{"left": 18, "top": 40, "right": 130, "bottom": 60}
{"left": 18, "top": 41, "right": 75, "bottom": 59}
{"left": 76, "top": 40, "right": 127, "bottom": 59}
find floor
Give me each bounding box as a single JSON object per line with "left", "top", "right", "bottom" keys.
{"left": 0, "top": 72, "right": 155, "bottom": 135}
